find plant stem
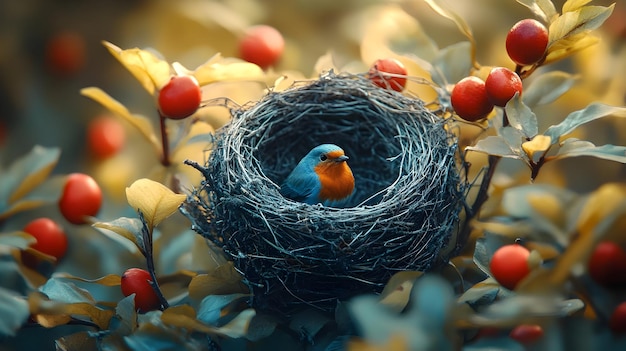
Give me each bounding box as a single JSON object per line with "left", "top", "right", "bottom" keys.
{"left": 455, "top": 154, "right": 501, "bottom": 255}
{"left": 159, "top": 111, "right": 171, "bottom": 167}
{"left": 139, "top": 211, "right": 170, "bottom": 310}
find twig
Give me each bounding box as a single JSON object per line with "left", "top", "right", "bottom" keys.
{"left": 159, "top": 111, "right": 171, "bottom": 167}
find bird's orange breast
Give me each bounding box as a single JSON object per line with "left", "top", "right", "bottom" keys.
{"left": 315, "top": 161, "right": 355, "bottom": 202}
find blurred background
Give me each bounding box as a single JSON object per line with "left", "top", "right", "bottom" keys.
{"left": 0, "top": 0, "right": 625, "bottom": 348}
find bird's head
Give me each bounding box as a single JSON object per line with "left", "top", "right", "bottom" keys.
{"left": 303, "top": 144, "right": 349, "bottom": 169}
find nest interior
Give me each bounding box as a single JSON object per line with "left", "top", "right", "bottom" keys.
{"left": 183, "top": 73, "right": 466, "bottom": 312}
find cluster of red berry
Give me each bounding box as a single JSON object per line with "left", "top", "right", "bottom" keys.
{"left": 22, "top": 174, "right": 102, "bottom": 261}
{"left": 487, "top": 241, "right": 626, "bottom": 337}
{"left": 451, "top": 19, "right": 548, "bottom": 122}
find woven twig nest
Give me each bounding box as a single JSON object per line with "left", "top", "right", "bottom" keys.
{"left": 183, "top": 72, "right": 466, "bottom": 312}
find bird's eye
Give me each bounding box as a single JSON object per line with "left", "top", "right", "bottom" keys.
{"left": 320, "top": 154, "right": 328, "bottom": 161}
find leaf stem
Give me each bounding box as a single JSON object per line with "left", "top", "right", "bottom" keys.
{"left": 159, "top": 111, "right": 171, "bottom": 167}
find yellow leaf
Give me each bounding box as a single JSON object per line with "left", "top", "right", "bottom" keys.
{"left": 562, "top": 0, "right": 592, "bottom": 13}
{"left": 519, "top": 184, "right": 626, "bottom": 293}
{"left": 80, "top": 87, "right": 161, "bottom": 153}
{"left": 378, "top": 271, "right": 423, "bottom": 312}
{"left": 52, "top": 273, "right": 122, "bottom": 286}
{"left": 161, "top": 305, "right": 218, "bottom": 334}
{"left": 188, "top": 262, "right": 248, "bottom": 300}
{"left": 103, "top": 41, "right": 171, "bottom": 94}
{"left": 63, "top": 303, "right": 115, "bottom": 330}
{"left": 545, "top": 33, "right": 599, "bottom": 65}
{"left": 522, "top": 135, "right": 552, "bottom": 159}
{"left": 35, "top": 314, "right": 72, "bottom": 328}
{"left": 190, "top": 56, "right": 264, "bottom": 86}
{"left": 125, "top": 178, "right": 186, "bottom": 232}
{"left": 548, "top": 5, "right": 615, "bottom": 44}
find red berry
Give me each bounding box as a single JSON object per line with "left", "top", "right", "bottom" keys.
{"left": 121, "top": 268, "right": 161, "bottom": 312}
{"left": 610, "top": 302, "right": 626, "bottom": 334}
{"left": 588, "top": 241, "right": 626, "bottom": 288}
{"left": 23, "top": 218, "right": 68, "bottom": 261}
{"left": 87, "top": 115, "right": 125, "bottom": 159}
{"left": 368, "top": 58, "right": 408, "bottom": 92}
{"left": 238, "top": 25, "right": 284, "bottom": 69}
{"left": 509, "top": 324, "right": 544, "bottom": 344}
{"left": 58, "top": 173, "right": 102, "bottom": 224}
{"left": 157, "top": 76, "right": 202, "bottom": 120}
{"left": 485, "top": 67, "right": 523, "bottom": 107}
{"left": 451, "top": 76, "right": 494, "bottom": 122}
{"left": 506, "top": 19, "right": 549, "bottom": 66}
{"left": 489, "top": 244, "right": 531, "bottom": 290}
{"left": 45, "top": 31, "right": 86, "bottom": 76}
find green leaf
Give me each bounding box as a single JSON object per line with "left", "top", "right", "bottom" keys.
{"left": 430, "top": 41, "right": 472, "bottom": 87}
{"left": 555, "top": 139, "right": 626, "bottom": 163}
{"left": 466, "top": 136, "right": 522, "bottom": 159}
{"left": 114, "top": 295, "right": 138, "bottom": 335}
{"left": 522, "top": 71, "right": 578, "bottom": 107}
{"left": 80, "top": 87, "right": 160, "bottom": 153}
{"left": 0, "top": 287, "right": 29, "bottom": 336}
{"left": 515, "top": 0, "right": 558, "bottom": 23}
{"left": 562, "top": 0, "right": 592, "bottom": 13}
{"left": 505, "top": 94, "right": 538, "bottom": 139}
{"left": 548, "top": 5, "right": 615, "bottom": 44}
{"left": 93, "top": 217, "right": 146, "bottom": 254}
{"left": 125, "top": 179, "right": 186, "bottom": 232}
{"left": 543, "top": 103, "right": 626, "bottom": 143}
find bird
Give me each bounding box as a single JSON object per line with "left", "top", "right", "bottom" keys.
{"left": 280, "top": 144, "right": 355, "bottom": 207}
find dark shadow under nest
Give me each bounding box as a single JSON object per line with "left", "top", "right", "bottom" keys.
{"left": 183, "top": 72, "right": 467, "bottom": 313}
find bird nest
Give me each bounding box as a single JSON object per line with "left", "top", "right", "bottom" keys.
{"left": 183, "top": 72, "right": 466, "bottom": 312}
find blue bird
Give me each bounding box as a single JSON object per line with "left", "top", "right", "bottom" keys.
{"left": 280, "top": 144, "right": 355, "bottom": 207}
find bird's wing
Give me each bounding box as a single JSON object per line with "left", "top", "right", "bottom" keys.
{"left": 280, "top": 173, "right": 319, "bottom": 203}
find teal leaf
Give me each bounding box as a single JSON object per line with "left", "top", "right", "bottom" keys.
{"left": 0, "top": 146, "right": 61, "bottom": 219}
{"left": 505, "top": 94, "right": 538, "bottom": 139}
{"left": 0, "top": 287, "right": 30, "bottom": 336}
{"left": 39, "top": 278, "right": 96, "bottom": 304}
{"left": 197, "top": 293, "right": 248, "bottom": 325}
{"left": 93, "top": 217, "right": 146, "bottom": 254}
{"left": 114, "top": 295, "right": 138, "bottom": 335}
{"left": 288, "top": 309, "right": 332, "bottom": 342}
{"left": 544, "top": 103, "right": 626, "bottom": 143}
{"left": 522, "top": 71, "right": 578, "bottom": 107}
{"left": 431, "top": 41, "right": 472, "bottom": 87}
{"left": 466, "top": 136, "right": 522, "bottom": 159}
{"left": 555, "top": 139, "right": 626, "bottom": 163}
{"left": 0, "top": 232, "right": 36, "bottom": 249}
{"left": 473, "top": 235, "right": 506, "bottom": 276}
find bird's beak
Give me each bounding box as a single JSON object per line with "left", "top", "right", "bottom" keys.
{"left": 336, "top": 155, "right": 349, "bottom": 162}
